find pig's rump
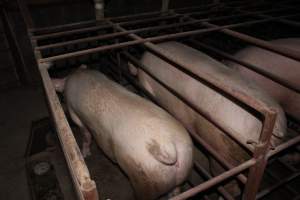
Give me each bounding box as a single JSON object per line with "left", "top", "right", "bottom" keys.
{"left": 136, "top": 41, "right": 288, "bottom": 166}
{"left": 64, "top": 70, "right": 193, "bottom": 199}
{"left": 227, "top": 38, "right": 300, "bottom": 120}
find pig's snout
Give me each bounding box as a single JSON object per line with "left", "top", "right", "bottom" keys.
{"left": 147, "top": 139, "right": 177, "bottom": 165}
{"left": 52, "top": 78, "right": 66, "bottom": 93}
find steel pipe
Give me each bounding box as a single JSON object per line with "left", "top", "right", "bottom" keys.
{"left": 170, "top": 159, "right": 256, "bottom": 200}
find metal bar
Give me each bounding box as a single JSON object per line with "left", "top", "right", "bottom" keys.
{"left": 39, "top": 64, "right": 98, "bottom": 200}
{"left": 243, "top": 110, "right": 277, "bottom": 200}
{"left": 31, "top": 14, "right": 179, "bottom": 41}
{"left": 36, "top": 12, "right": 268, "bottom": 51}
{"left": 256, "top": 172, "right": 300, "bottom": 199}
{"left": 267, "top": 134, "right": 300, "bottom": 158}
{"left": 170, "top": 159, "right": 256, "bottom": 200}
{"left": 201, "top": 21, "right": 300, "bottom": 62}
{"left": 121, "top": 52, "right": 248, "bottom": 184}
{"left": 263, "top": 166, "right": 298, "bottom": 197}
{"left": 29, "top": 20, "right": 97, "bottom": 35}
{"left": 235, "top": 7, "right": 300, "bottom": 27}
{"left": 38, "top": 16, "right": 291, "bottom": 64}
{"left": 29, "top": 0, "right": 224, "bottom": 34}
{"left": 188, "top": 40, "right": 300, "bottom": 94}
{"left": 194, "top": 161, "right": 235, "bottom": 200}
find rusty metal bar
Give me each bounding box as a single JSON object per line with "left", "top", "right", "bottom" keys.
{"left": 200, "top": 21, "right": 300, "bottom": 62}
{"left": 17, "top": 1, "right": 100, "bottom": 200}
{"left": 170, "top": 158, "right": 256, "bottom": 200}
{"left": 261, "top": 165, "right": 299, "bottom": 198}
{"left": 243, "top": 110, "right": 277, "bottom": 200}
{"left": 234, "top": 7, "right": 300, "bottom": 27}
{"left": 35, "top": 12, "right": 265, "bottom": 51}
{"left": 188, "top": 40, "right": 300, "bottom": 94}
{"left": 194, "top": 161, "right": 235, "bottom": 200}
{"left": 39, "top": 64, "right": 98, "bottom": 200}
{"left": 38, "top": 15, "right": 292, "bottom": 64}
{"left": 267, "top": 134, "right": 300, "bottom": 158}
{"left": 256, "top": 172, "right": 300, "bottom": 199}
{"left": 31, "top": 14, "right": 179, "bottom": 40}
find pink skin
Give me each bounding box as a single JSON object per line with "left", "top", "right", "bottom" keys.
{"left": 52, "top": 68, "right": 193, "bottom": 200}
{"left": 130, "top": 41, "right": 289, "bottom": 197}
{"left": 227, "top": 38, "right": 300, "bottom": 121}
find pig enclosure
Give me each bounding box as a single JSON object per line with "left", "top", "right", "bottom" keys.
{"left": 18, "top": 0, "right": 300, "bottom": 199}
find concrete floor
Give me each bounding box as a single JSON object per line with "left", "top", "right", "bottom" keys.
{"left": 0, "top": 86, "right": 48, "bottom": 200}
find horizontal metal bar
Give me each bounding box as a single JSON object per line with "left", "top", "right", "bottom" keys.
{"left": 36, "top": 11, "right": 269, "bottom": 51}
{"left": 201, "top": 20, "right": 300, "bottom": 62}
{"left": 31, "top": 14, "right": 179, "bottom": 40}
{"left": 188, "top": 40, "right": 300, "bottom": 94}
{"left": 256, "top": 171, "right": 300, "bottom": 199}
{"left": 194, "top": 161, "right": 235, "bottom": 200}
{"left": 267, "top": 134, "right": 300, "bottom": 158}
{"left": 170, "top": 159, "right": 256, "bottom": 200}
{"left": 38, "top": 16, "right": 287, "bottom": 64}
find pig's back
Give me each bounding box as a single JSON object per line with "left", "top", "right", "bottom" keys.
{"left": 141, "top": 42, "right": 287, "bottom": 146}
{"left": 229, "top": 38, "right": 300, "bottom": 119}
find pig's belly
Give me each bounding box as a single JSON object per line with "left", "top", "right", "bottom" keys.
{"left": 140, "top": 72, "right": 250, "bottom": 165}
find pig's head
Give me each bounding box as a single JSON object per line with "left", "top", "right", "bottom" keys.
{"left": 51, "top": 64, "right": 88, "bottom": 93}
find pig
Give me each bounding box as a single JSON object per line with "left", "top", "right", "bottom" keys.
{"left": 129, "top": 41, "right": 288, "bottom": 196}
{"left": 129, "top": 41, "right": 289, "bottom": 197}
{"left": 227, "top": 38, "right": 300, "bottom": 121}
{"left": 53, "top": 66, "right": 193, "bottom": 200}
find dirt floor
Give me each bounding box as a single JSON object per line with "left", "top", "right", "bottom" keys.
{"left": 0, "top": 86, "right": 48, "bottom": 200}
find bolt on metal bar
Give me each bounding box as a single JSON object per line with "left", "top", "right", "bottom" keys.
{"left": 38, "top": 15, "right": 292, "bottom": 63}
{"left": 170, "top": 159, "right": 256, "bottom": 200}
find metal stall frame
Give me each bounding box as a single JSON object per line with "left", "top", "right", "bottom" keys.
{"left": 17, "top": 0, "right": 300, "bottom": 200}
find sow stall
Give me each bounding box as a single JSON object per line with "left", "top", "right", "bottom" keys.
{"left": 17, "top": 0, "right": 300, "bottom": 199}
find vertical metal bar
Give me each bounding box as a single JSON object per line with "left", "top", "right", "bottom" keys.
{"left": 243, "top": 111, "right": 277, "bottom": 200}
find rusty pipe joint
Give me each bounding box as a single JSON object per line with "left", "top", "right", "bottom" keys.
{"left": 94, "top": 0, "right": 104, "bottom": 20}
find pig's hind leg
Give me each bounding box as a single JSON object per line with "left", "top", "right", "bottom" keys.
{"left": 68, "top": 107, "right": 92, "bottom": 157}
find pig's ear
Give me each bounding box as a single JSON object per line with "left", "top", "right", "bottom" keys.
{"left": 128, "top": 62, "right": 138, "bottom": 76}
{"left": 79, "top": 64, "right": 88, "bottom": 69}
{"left": 52, "top": 78, "right": 65, "bottom": 93}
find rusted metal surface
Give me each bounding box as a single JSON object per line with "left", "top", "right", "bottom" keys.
{"left": 39, "top": 64, "right": 98, "bottom": 200}
{"left": 19, "top": 0, "right": 300, "bottom": 199}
